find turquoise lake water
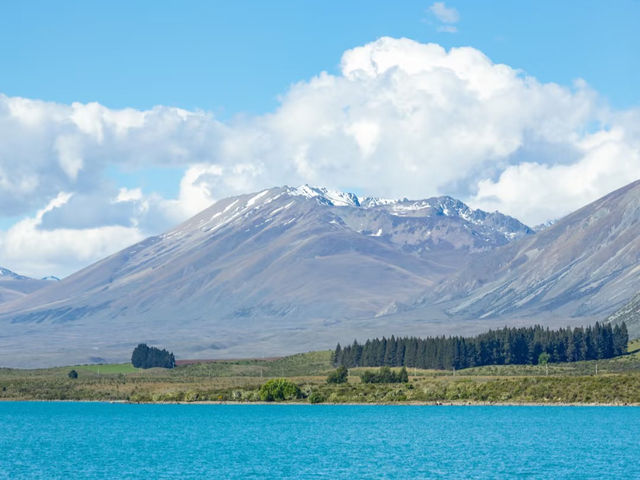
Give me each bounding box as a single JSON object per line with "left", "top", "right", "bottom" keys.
{"left": 1, "top": 403, "right": 638, "bottom": 479}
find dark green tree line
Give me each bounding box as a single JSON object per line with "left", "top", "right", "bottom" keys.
{"left": 334, "top": 323, "right": 628, "bottom": 370}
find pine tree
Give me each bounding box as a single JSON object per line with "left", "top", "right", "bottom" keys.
{"left": 613, "top": 323, "right": 629, "bottom": 356}
{"left": 332, "top": 343, "right": 341, "bottom": 366}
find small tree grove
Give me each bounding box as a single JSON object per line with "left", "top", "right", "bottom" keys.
{"left": 131, "top": 343, "right": 176, "bottom": 369}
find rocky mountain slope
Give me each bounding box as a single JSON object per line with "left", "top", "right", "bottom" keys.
{"left": 434, "top": 179, "right": 640, "bottom": 321}
{"left": 0, "top": 186, "right": 531, "bottom": 367}
{"left": 607, "top": 292, "right": 640, "bottom": 338}
{"left": 3, "top": 180, "right": 640, "bottom": 368}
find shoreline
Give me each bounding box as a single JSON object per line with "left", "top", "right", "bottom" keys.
{"left": 2, "top": 398, "right": 639, "bottom": 407}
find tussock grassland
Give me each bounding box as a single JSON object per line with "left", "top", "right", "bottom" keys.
{"left": 2, "top": 346, "right": 640, "bottom": 405}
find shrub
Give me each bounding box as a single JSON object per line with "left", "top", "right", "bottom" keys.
{"left": 259, "top": 378, "right": 302, "bottom": 401}
{"left": 327, "top": 365, "right": 348, "bottom": 384}
{"left": 68, "top": 370, "right": 78, "bottom": 379}
{"left": 361, "top": 366, "right": 409, "bottom": 384}
{"left": 309, "top": 391, "right": 325, "bottom": 404}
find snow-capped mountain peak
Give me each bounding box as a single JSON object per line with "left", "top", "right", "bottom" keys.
{"left": 227, "top": 185, "right": 534, "bottom": 246}
{"left": 286, "top": 185, "right": 360, "bottom": 207}
{"left": 357, "top": 196, "right": 398, "bottom": 208}
{"left": 0, "top": 267, "right": 27, "bottom": 280}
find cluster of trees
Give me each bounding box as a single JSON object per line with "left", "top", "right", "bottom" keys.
{"left": 334, "top": 323, "right": 628, "bottom": 370}
{"left": 361, "top": 366, "right": 409, "bottom": 384}
{"left": 131, "top": 343, "right": 176, "bottom": 369}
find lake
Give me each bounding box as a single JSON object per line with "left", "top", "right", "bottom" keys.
{"left": 1, "top": 402, "right": 638, "bottom": 479}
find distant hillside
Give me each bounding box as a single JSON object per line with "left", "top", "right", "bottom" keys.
{"left": 0, "top": 267, "right": 54, "bottom": 304}
{"left": 2, "top": 180, "right": 640, "bottom": 368}
{"left": 0, "top": 186, "right": 531, "bottom": 367}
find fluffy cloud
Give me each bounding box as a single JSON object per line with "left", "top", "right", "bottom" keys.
{"left": 429, "top": 2, "right": 459, "bottom": 23}
{"left": 0, "top": 96, "right": 226, "bottom": 215}
{"left": 1, "top": 37, "right": 639, "bottom": 277}
{"left": 428, "top": 2, "right": 460, "bottom": 33}
{"left": 0, "top": 193, "right": 146, "bottom": 278}
{"left": 472, "top": 126, "right": 640, "bottom": 223}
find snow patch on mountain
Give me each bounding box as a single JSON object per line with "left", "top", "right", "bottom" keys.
{"left": 358, "top": 197, "right": 397, "bottom": 208}
{"left": 0, "top": 267, "right": 26, "bottom": 280}
{"left": 283, "top": 186, "right": 533, "bottom": 244}
{"left": 287, "top": 185, "right": 360, "bottom": 207}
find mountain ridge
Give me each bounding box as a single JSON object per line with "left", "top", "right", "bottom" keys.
{"left": 1, "top": 180, "right": 639, "bottom": 368}
{"left": 433, "top": 179, "right": 640, "bottom": 319}
{"left": 0, "top": 267, "right": 55, "bottom": 304}
{"left": 0, "top": 185, "right": 532, "bottom": 367}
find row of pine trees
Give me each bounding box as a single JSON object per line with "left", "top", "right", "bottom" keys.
{"left": 333, "top": 323, "right": 628, "bottom": 370}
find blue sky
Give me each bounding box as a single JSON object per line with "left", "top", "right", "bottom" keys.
{"left": 3, "top": 0, "right": 639, "bottom": 112}
{"left": 0, "top": 1, "right": 639, "bottom": 277}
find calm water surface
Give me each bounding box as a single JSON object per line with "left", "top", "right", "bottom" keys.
{"left": 0, "top": 402, "right": 638, "bottom": 479}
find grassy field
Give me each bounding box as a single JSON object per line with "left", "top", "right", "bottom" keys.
{"left": 172, "top": 350, "right": 334, "bottom": 378}
{"left": 2, "top": 346, "right": 640, "bottom": 405}
{"left": 77, "top": 364, "right": 140, "bottom": 374}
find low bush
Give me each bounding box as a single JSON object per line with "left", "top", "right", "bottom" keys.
{"left": 361, "top": 366, "right": 409, "bottom": 384}
{"left": 327, "top": 366, "right": 348, "bottom": 384}
{"left": 309, "top": 391, "right": 325, "bottom": 404}
{"left": 258, "top": 378, "right": 302, "bottom": 401}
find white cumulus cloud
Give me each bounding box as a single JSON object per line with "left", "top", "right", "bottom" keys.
{"left": 0, "top": 193, "right": 146, "bottom": 278}
{"left": 0, "top": 37, "right": 639, "bottom": 277}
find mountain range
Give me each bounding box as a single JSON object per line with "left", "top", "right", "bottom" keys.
{"left": 0, "top": 181, "right": 638, "bottom": 367}
{"left": 0, "top": 268, "right": 57, "bottom": 304}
